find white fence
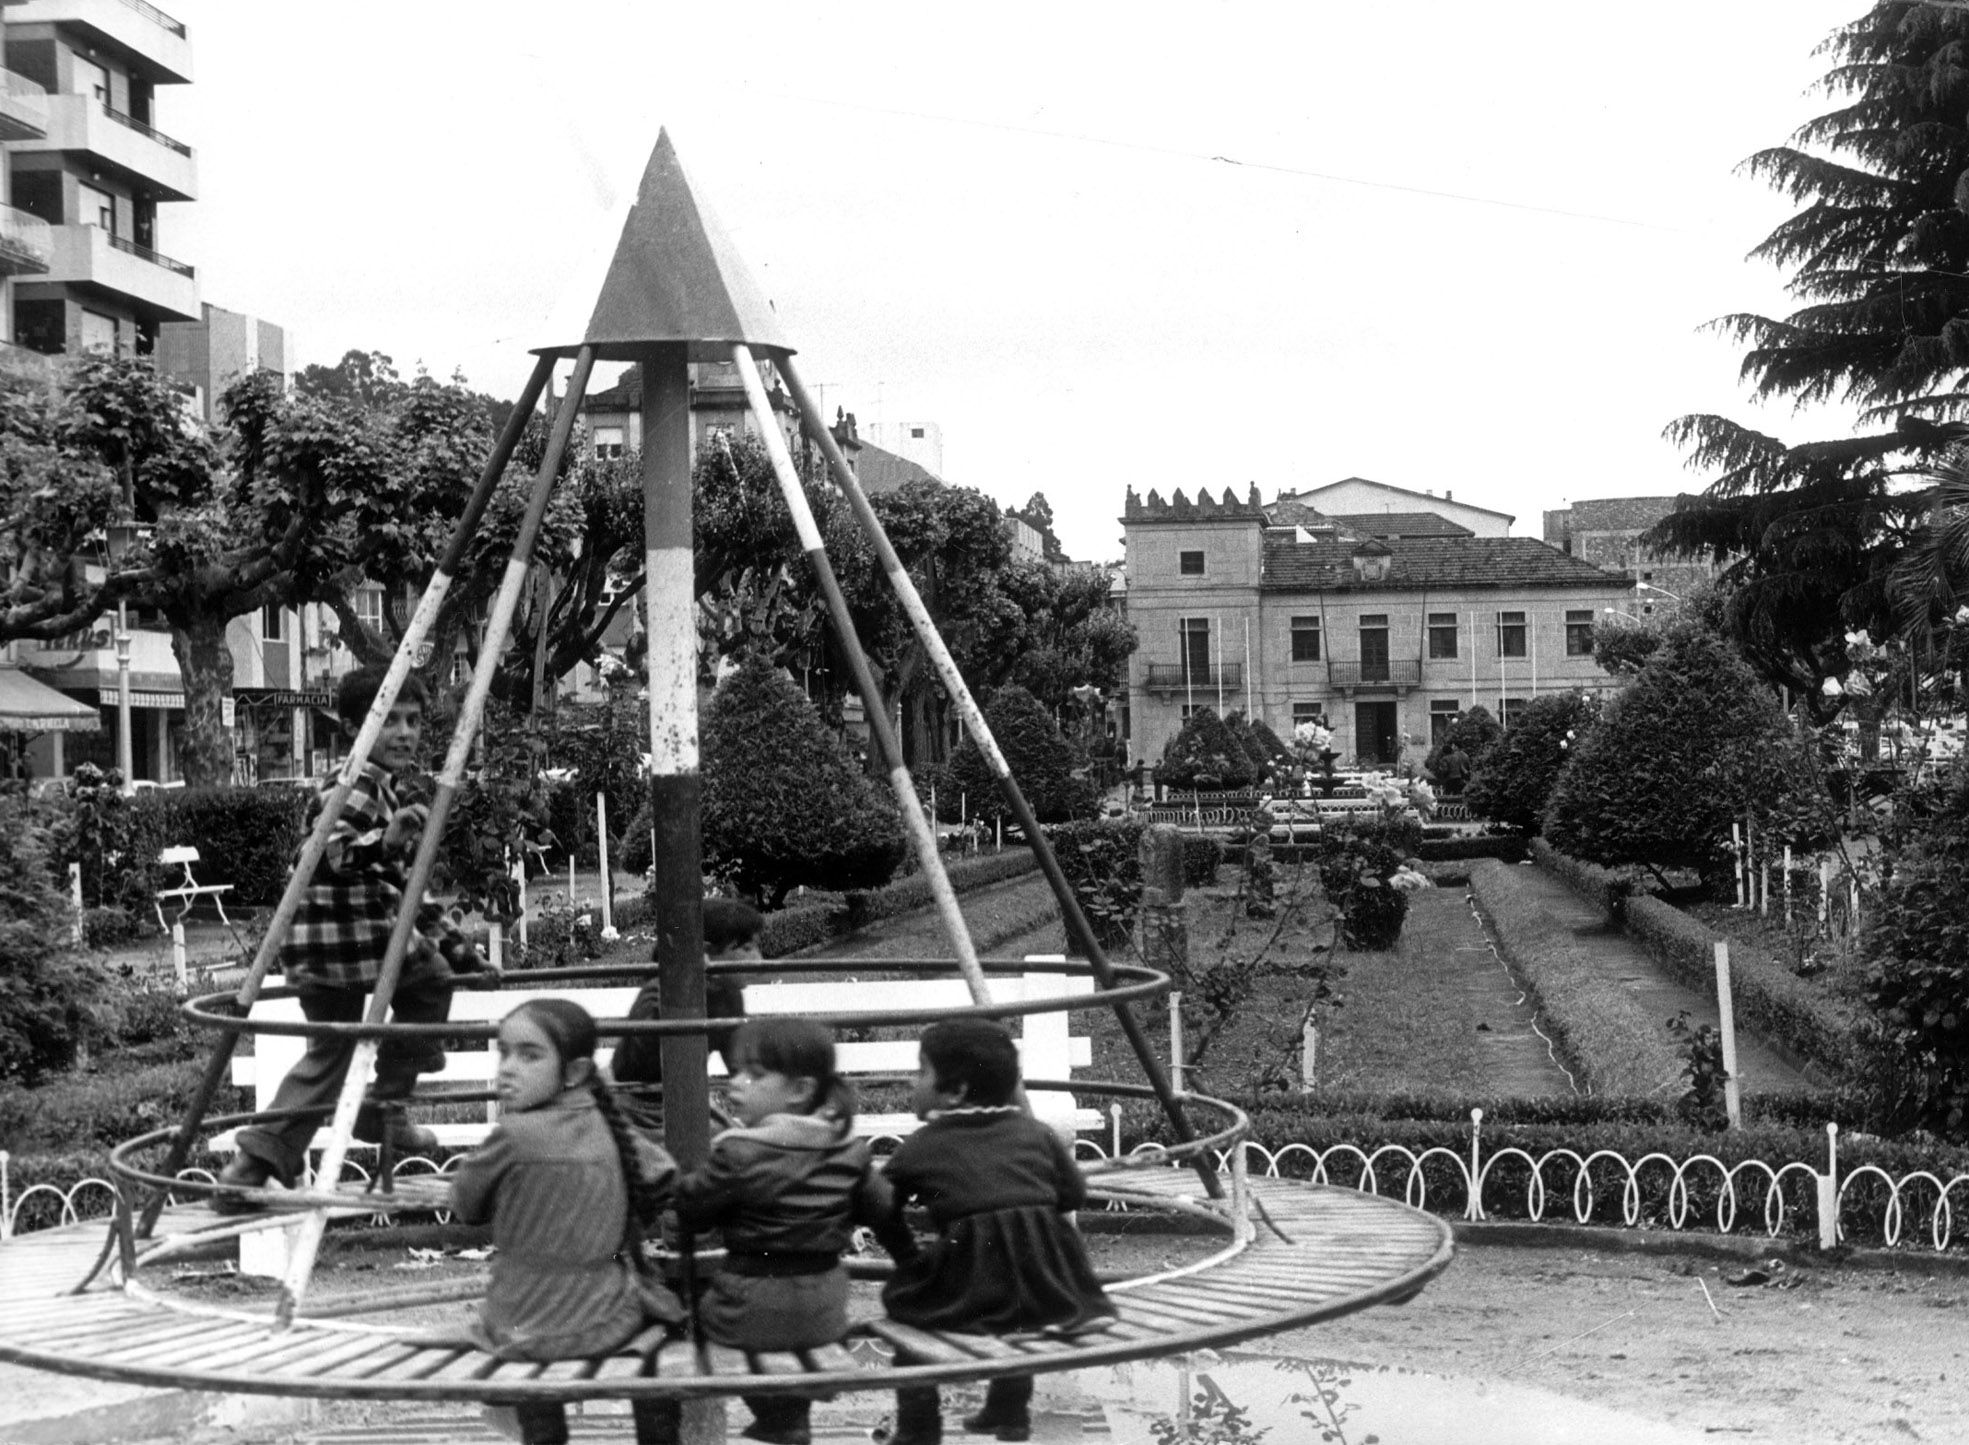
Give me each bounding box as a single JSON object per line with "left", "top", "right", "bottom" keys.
{"left": 8, "top": 1113, "right": 1968, "bottom": 1255}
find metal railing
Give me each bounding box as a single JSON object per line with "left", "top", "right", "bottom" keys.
{"left": 1327, "top": 658, "right": 1422, "bottom": 688}
{"left": 107, "top": 232, "right": 194, "bottom": 278}
{"left": 1144, "top": 662, "right": 1243, "bottom": 691}
{"left": 100, "top": 102, "right": 191, "bottom": 156}
{"left": 115, "top": 0, "right": 187, "bottom": 37}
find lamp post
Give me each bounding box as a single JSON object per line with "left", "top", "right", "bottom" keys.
{"left": 106, "top": 521, "right": 137, "bottom": 796}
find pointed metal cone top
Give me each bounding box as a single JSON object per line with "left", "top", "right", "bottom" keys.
{"left": 534, "top": 130, "right": 792, "bottom": 362}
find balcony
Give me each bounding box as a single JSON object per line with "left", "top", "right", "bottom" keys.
{"left": 1327, "top": 658, "right": 1422, "bottom": 693}
{"left": 0, "top": 69, "right": 50, "bottom": 142}
{"left": 7, "top": 0, "right": 193, "bottom": 85}
{"left": 0, "top": 205, "right": 52, "bottom": 274}
{"left": 40, "top": 223, "right": 198, "bottom": 321}
{"left": 1144, "top": 661, "right": 1243, "bottom": 694}
{"left": 13, "top": 93, "right": 197, "bottom": 200}
{"left": 0, "top": 340, "right": 58, "bottom": 388}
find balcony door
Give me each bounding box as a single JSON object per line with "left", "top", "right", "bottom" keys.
{"left": 1355, "top": 700, "right": 1398, "bottom": 766}
{"left": 1179, "top": 617, "right": 1211, "bottom": 685}
{"left": 1358, "top": 614, "right": 1390, "bottom": 684}
{"left": 70, "top": 57, "right": 110, "bottom": 107}
{"left": 78, "top": 181, "right": 115, "bottom": 235}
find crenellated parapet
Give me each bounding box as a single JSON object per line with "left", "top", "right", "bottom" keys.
{"left": 1122, "top": 482, "right": 1267, "bottom": 523}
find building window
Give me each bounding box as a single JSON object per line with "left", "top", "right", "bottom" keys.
{"left": 262, "top": 605, "right": 285, "bottom": 642}
{"left": 593, "top": 426, "right": 625, "bottom": 460}
{"left": 1291, "top": 701, "right": 1328, "bottom": 729}
{"left": 79, "top": 309, "right": 117, "bottom": 356}
{"left": 1429, "top": 699, "right": 1460, "bottom": 744}
{"left": 1496, "top": 610, "right": 1527, "bottom": 658}
{"left": 1290, "top": 616, "right": 1321, "bottom": 662}
{"left": 1179, "top": 550, "right": 1205, "bottom": 576}
{"left": 1500, "top": 696, "right": 1527, "bottom": 729}
{"left": 1359, "top": 613, "right": 1389, "bottom": 683}
{"left": 79, "top": 181, "right": 115, "bottom": 233}
{"left": 353, "top": 586, "right": 385, "bottom": 634}
{"left": 1428, "top": 612, "right": 1458, "bottom": 659}
{"left": 1566, "top": 609, "right": 1595, "bottom": 656}
{"left": 910, "top": 427, "right": 925, "bottom": 439}
{"left": 1179, "top": 617, "right": 1211, "bottom": 680}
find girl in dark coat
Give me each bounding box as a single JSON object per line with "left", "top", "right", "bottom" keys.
{"left": 452, "top": 999, "right": 684, "bottom": 1445}
{"left": 672, "top": 1017, "right": 897, "bottom": 1445}
{"left": 881, "top": 1018, "right": 1114, "bottom": 1444}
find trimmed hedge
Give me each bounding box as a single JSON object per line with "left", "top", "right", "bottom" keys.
{"left": 1468, "top": 859, "right": 1681, "bottom": 1095}
{"left": 1417, "top": 835, "right": 1528, "bottom": 864}
{"left": 153, "top": 785, "right": 313, "bottom": 906}
{"left": 1531, "top": 840, "right": 1866, "bottom": 1082}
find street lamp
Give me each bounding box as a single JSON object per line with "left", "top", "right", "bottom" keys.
{"left": 106, "top": 522, "right": 137, "bottom": 796}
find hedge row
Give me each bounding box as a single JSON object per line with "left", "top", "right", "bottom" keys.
{"left": 1529, "top": 840, "right": 1868, "bottom": 1082}
{"left": 613, "top": 849, "right": 1040, "bottom": 958}
{"left": 1467, "top": 859, "right": 1682, "bottom": 1096}
{"left": 1416, "top": 835, "right": 1528, "bottom": 864}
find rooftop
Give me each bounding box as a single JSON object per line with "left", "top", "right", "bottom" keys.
{"left": 1261, "top": 535, "right": 1630, "bottom": 592}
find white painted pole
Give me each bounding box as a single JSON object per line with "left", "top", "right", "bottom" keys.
{"left": 514, "top": 857, "right": 529, "bottom": 949}
{"left": 68, "top": 862, "right": 82, "bottom": 945}
{"left": 1783, "top": 845, "right": 1792, "bottom": 926}
{"left": 1759, "top": 858, "right": 1770, "bottom": 917}
{"left": 1713, "top": 940, "right": 1742, "bottom": 1129}
{"left": 1469, "top": 610, "right": 1477, "bottom": 710}
{"left": 1214, "top": 616, "right": 1223, "bottom": 713}
{"left": 996, "top": 816, "right": 1003, "bottom": 852}
{"left": 1819, "top": 856, "right": 1830, "bottom": 933}
{"left": 488, "top": 920, "right": 503, "bottom": 971}
{"left": 596, "top": 792, "right": 612, "bottom": 932}
{"left": 1169, "top": 992, "right": 1184, "bottom": 1091}
{"left": 1244, "top": 615, "right": 1253, "bottom": 717}
{"left": 1818, "top": 1123, "right": 1840, "bottom": 1251}
{"left": 569, "top": 853, "right": 577, "bottom": 902}
{"left": 1110, "top": 1103, "right": 1123, "bottom": 1160}
{"left": 171, "top": 921, "right": 187, "bottom": 987}
{"left": 1302, "top": 1013, "right": 1318, "bottom": 1091}
{"left": 1732, "top": 823, "right": 1744, "bottom": 907}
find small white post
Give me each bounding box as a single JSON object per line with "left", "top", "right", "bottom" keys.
{"left": 1783, "top": 845, "right": 1793, "bottom": 926}
{"left": 1169, "top": 992, "right": 1184, "bottom": 1091}
{"left": 995, "top": 816, "right": 1002, "bottom": 852}
{"left": 171, "top": 921, "right": 188, "bottom": 987}
{"left": 488, "top": 920, "right": 504, "bottom": 970}
{"left": 68, "top": 862, "right": 83, "bottom": 945}
{"left": 0, "top": 1149, "right": 10, "bottom": 1241}
{"left": 1302, "top": 1012, "right": 1318, "bottom": 1091}
{"left": 596, "top": 792, "right": 612, "bottom": 931}
{"left": 1468, "top": 1109, "right": 1485, "bottom": 1221}
{"left": 1817, "top": 1121, "right": 1840, "bottom": 1251}
{"left": 1759, "top": 859, "right": 1769, "bottom": 917}
{"left": 930, "top": 785, "right": 937, "bottom": 832}
{"left": 1713, "top": 940, "right": 1742, "bottom": 1129}
{"left": 513, "top": 857, "right": 529, "bottom": 949}
{"left": 1819, "top": 856, "right": 1830, "bottom": 933}
{"left": 1848, "top": 876, "right": 1860, "bottom": 937}
{"left": 1731, "top": 823, "right": 1744, "bottom": 907}
{"left": 1110, "top": 1102, "right": 1122, "bottom": 1161}
{"left": 569, "top": 853, "right": 577, "bottom": 901}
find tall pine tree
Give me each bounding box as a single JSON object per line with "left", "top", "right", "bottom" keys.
{"left": 1657, "top": 2, "right": 1969, "bottom": 707}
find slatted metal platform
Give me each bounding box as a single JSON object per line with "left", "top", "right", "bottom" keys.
{"left": 0, "top": 1170, "right": 1450, "bottom": 1405}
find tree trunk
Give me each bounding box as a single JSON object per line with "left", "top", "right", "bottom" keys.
{"left": 171, "top": 614, "right": 237, "bottom": 789}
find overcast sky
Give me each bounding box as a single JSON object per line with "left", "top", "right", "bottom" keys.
{"left": 157, "top": 1, "right": 1865, "bottom": 561}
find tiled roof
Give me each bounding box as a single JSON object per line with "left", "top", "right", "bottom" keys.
{"left": 1262, "top": 536, "right": 1630, "bottom": 592}
{"left": 1287, "top": 477, "right": 1514, "bottom": 522}
{"left": 1260, "top": 499, "right": 1339, "bottom": 529}
{"left": 1328, "top": 511, "right": 1474, "bottom": 538}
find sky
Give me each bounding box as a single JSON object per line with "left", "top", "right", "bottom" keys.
{"left": 156, "top": 0, "right": 1868, "bottom": 562}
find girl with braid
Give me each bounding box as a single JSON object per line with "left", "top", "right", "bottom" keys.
{"left": 453, "top": 999, "right": 684, "bottom": 1445}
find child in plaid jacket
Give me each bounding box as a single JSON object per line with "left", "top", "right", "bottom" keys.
{"left": 218, "top": 668, "right": 490, "bottom": 1205}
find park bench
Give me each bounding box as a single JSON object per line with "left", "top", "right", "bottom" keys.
{"left": 219, "top": 963, "right": 1099, "bottom": 1277}
{"left": 152, "top": 846, "right": 236, "bottom": 933}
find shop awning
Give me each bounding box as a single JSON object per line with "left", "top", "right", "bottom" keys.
{"left": 0, "top": 667, "right": 101, "bottom": 733}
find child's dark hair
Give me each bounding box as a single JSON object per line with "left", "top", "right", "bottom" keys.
{"left": 702, "top": 897, "right": 763, "bottom": 953}
{"left": 919, "top": 1018, "right": 1021, "bottom": 1108}
{"left": 505, "top": 999, "right": 666, "bottom": 1271}
{"left": 728, "top": 1017, "right": 854, "bottom": 1126}
{"left": 336, "top": 665, "right": 432, "bottom": 730}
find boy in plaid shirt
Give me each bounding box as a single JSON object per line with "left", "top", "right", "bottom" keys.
{"left": 217, "top": 668, "right": 490, "bottom": 1208}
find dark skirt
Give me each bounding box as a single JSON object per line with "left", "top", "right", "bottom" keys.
{"left": 882, "top": 1206, "right": 1114, "bottom": 1335}
{"left": 700, "top": 1263, "right": 850, "bottom": 1352}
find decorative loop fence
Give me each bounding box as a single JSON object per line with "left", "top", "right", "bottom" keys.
{"left": 7, "top": 1112, "right": 1968, "bottom": 1256}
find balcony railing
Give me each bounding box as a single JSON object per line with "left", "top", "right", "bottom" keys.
{"left": 118, "top": 0, "right": 187, "bottom": 36}
{"left": 0, "top": 68, "right": 50, "bottom": 140}
{"left": 1327, "top": 659, "right": 1423, "bottom": 689}
{"left": 108, "top": 232, "right": 194, "bottom": 278}
{"left": 0, "top": 205, "right": 52, "bottom": 273}
{"left": 1145, "top": 662, "right": 1243, "bottom": 692}
{"left": 100, "top": 101, "right": 191, "bottom": 156}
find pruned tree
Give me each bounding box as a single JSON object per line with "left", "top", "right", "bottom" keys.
{"left": 1464, "top": 689, "right": 1600, "bottom": 835}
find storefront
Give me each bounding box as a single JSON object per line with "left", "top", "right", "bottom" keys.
{"left": 0, "top": 665, "right": 102, "bottom": 778}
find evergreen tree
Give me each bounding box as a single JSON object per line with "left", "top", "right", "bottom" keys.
{"left": 1156, "top": 705, "right": 1259, "bottom": 791}
{"left": 1464, "top": 690, "right": 1600, "bottom": 835}
{"left": 947, "top": 684, "right": 1100, "bottom": 824}
{"left": 1423, "top": 705, "right": 1503, "bottom": 781}
{"left": 1655, "top": 4, "right": 1969, "bottom": 706}
{"left": 700, "top": 657, "right": 905, "bottom": 907}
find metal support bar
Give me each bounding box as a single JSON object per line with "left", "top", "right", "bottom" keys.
{"left": 137, "top": 353, "right": 557, "bottom": 1240}
{"left": 730, "top": 345, "right": 988, "bottom": 1004}
{"left": 271, "top": 348, "right": 597, "bottom": 1326}
{"left": 778, "top": 355, "right": 1217, "bottom": 1197}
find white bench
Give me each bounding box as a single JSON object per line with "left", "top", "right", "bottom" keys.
{"left": 221, "top": 964, "right": 1099, "bottom": 1154}
{"left": 222, "top": 964, "right": 1099, "bottom": 1277}
{"left": 153, "top": 845, "right": 236, "bottom": 933}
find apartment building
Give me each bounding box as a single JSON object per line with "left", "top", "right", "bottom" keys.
{"left": 1123, "top": 485, "right": 1631, "bottom": 770}
{"left": 1542, "top": 495, "right": 1720, "bottom": 615}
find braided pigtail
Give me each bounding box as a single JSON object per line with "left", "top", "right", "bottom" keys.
{"left": 589, "top": 1072, "right": 667, "bottom": 1277}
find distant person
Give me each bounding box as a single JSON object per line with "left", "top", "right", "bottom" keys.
{"left": 1435, "top": 740, "right": 1472, "bottom": 796}
{"left": 610, "top": 897, "right": 759, "bottom": 1131}
{"left": 215, "top": 667, "right": 492, "bottom": 1211}
{"left": 455, "top": 999, "right": 683, "bottom": 1445}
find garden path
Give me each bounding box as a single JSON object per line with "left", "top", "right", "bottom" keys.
{"left": 1507, "top": 864, "right": 1814, "bottom": 1093}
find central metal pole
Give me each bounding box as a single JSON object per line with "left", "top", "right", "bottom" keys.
{"left": 115, "top": 601, "right": 133, "bottom": 794}
{"left": 641, "top": 346, "right": 708, "bottom": 1172}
